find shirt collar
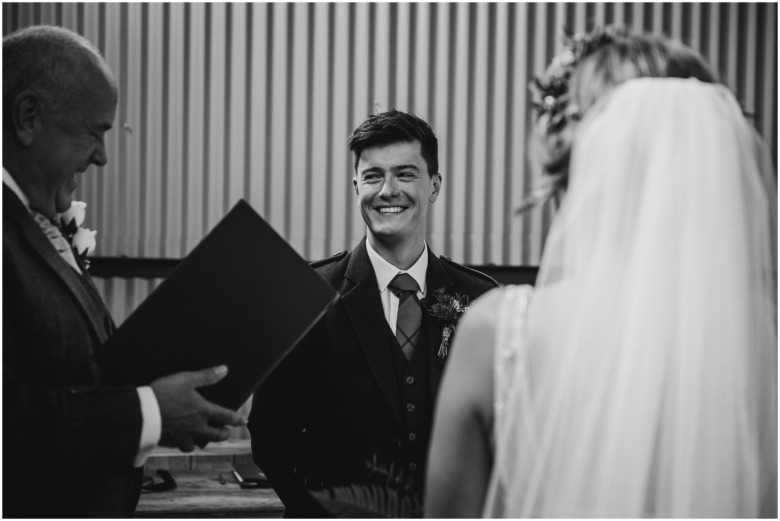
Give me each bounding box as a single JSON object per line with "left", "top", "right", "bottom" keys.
{"left": 366, "top": 239, "right": 428, "bottom": 295}
{"left": 3, "top": 168, "right": 32, "bottom": 213}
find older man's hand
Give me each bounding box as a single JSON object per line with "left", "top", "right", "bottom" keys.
{"left": 150, "top": 365, "right": 247, "bottom": 453}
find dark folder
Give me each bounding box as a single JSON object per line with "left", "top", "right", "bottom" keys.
{"left": 94, "top": 199, "right": 339, "bottom": 410}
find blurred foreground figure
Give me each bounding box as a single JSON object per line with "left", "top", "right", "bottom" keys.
{"left": 426, "top": 28, "right": 777, "bottom": 518}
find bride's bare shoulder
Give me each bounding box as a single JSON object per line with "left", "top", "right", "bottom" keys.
{"left": 449, "top": 285, "right": 533, "bottom": 371}
{"left": 462, "top": 284, "right": 533, "bottom": 330}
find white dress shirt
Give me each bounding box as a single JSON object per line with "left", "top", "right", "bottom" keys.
{"left": 365, "top": 239, "right": 428, "bottom": 335}
{"left": 3, "top": 168, "right": 161, "bottom": 467}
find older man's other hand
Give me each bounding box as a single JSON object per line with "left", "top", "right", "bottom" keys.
{"left": 151, "top": 365, "right": 248, "bottom": 453}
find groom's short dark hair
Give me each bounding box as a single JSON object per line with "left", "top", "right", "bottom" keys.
{"left": 348, "top": 109, "right": 439, "bottom": 177}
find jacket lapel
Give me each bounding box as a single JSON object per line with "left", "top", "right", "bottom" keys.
{"left": 423, "top": 249, "right": 455, "bottom": 398}
{"left": 3, "top": 186, "right": 111, "bottom": 344}
{"left": 341, "top": 239, "right": 405, "bottom": 427}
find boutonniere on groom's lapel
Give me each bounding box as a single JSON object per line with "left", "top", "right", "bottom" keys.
{"left": 59, "top": 201, "right": 97, "bottom": 269}
{"left": 426, "top": 288, "right": 470, "bottom": 359}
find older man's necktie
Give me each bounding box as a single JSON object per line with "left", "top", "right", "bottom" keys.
{"left": 389, "top": 273, "right": 422, "bottom": 361}
{"left": 31, "top": 211, "right": 82, "bottom": 274}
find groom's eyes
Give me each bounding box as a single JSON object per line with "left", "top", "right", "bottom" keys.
{"left": 360, "top": 170, "right": 416, "bottom": 183}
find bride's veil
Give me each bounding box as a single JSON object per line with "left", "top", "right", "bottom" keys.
{"left": 485, "top": 78, "right": 777, "bottom": 517}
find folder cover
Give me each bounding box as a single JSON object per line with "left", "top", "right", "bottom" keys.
{"left": 94, "top": 200, "right": 339, "bottom": 410}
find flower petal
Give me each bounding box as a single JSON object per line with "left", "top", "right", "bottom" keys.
{"left": 72, "top": 227, "right": 97, "bottom": 256}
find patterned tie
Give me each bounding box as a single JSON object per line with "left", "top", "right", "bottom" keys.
{"left": 388, "top": 273, "right": 422, "bottom": 361}
{"left": 31, "top": 211, "right": 82, "bottom": 274}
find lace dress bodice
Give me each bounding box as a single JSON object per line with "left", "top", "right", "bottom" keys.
{"left": 482, "top": 284, "right": 533, "bottom": 518}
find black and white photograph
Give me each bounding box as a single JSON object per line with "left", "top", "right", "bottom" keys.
{"left": 2, "top": 2, "right": 777, "bottom": 518}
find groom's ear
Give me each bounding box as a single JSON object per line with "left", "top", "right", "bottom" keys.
{"left": 353, "top": 176, "right": 359, "bottom": 197}
{"left": 429, "top": 173, "right": 442, "bottom": 203}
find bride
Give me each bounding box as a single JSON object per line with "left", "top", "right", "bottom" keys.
{"left": 425, "top": 28, "right": 777, "bottom": 518}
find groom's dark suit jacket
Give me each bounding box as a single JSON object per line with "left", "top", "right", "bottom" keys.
{"left": 249, "top": 237, "right": 498, "bottom": 517}
{"left": 3, "top": 185, "right": 144, "bottom": 517}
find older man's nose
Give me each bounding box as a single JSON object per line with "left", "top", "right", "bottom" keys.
{"left": 92, "top": 138, "right": 108, "bottom": 167}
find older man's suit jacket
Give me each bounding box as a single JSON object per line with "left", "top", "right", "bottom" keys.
{"left": 3, "top": 185, "right": 144, "bottom": 517}
{"left": 249, "top": 237, "right": 498, "bottom": 517}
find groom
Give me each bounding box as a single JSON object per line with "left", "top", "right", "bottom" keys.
{"left": 249, "top": 110, "right": 497, "bottom": 516}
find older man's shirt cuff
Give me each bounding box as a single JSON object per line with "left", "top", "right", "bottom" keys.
{"left": 134, "top": 386, "right": 162, "bottom": 468}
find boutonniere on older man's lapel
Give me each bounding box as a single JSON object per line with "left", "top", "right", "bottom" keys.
{"left": 59, "top": 201, "right": 97, "bottom": 269}
{"left": 426, "top": 288, "right": 470, "bottom": 359}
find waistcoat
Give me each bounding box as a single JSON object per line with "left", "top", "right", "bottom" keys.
{"left": 390, "top": 317, "right": 433, "bottom": 495}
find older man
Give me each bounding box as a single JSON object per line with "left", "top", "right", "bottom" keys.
{"left": 3, "top": 25, "right": 246, "bottom": 517}
{"left": 249, "top": 110, "right": 498, "bottom": 516}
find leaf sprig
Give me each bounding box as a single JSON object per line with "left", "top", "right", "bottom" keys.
{"left": 309, "top": 455, "right": 423, "bottom": 518}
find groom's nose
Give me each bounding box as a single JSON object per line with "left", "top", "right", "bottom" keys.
{"left": 378, "top": 176, "right": 400, "bottom": 198}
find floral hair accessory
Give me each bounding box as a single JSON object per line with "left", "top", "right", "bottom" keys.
{"left": 517, "top": 26, "right": 629, "bottom": 215}
{"left": 426, "top": 288, "right": 470, "bottom": 359}
{"left": 531, "top": 26, "right": 628, "bottom": 134}
{"left": 59, "top": 201, "right": 97, "bottom": 269}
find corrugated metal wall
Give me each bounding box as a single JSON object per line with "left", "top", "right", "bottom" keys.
{"left": 4, "top": 2, "right": 777, "bottom": 324}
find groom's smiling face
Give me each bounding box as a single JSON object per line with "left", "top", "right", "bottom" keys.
{"left": 353, "top": 140, "right": 441, "bottom": 247}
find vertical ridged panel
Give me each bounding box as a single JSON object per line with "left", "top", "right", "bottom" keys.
{"left": 3, "top": 2, "right": 776, "bottom": 323}
{"left": 92, "top": 277, "right": 165, "bottom": 325}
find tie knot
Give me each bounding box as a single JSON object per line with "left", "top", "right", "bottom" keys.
{"left": 388, "top": 273, "right": 419, "bottom": 297}
{"left": 32, "top": 211, "right": 63, "bottom": 237}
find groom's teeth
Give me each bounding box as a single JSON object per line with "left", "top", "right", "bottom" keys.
{"left": 379, "top": 207, "right": 403, "bottom": 214}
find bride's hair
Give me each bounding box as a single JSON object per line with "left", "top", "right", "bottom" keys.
{"left": 530, "top": 27, "right": 718, "bottom": 200}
